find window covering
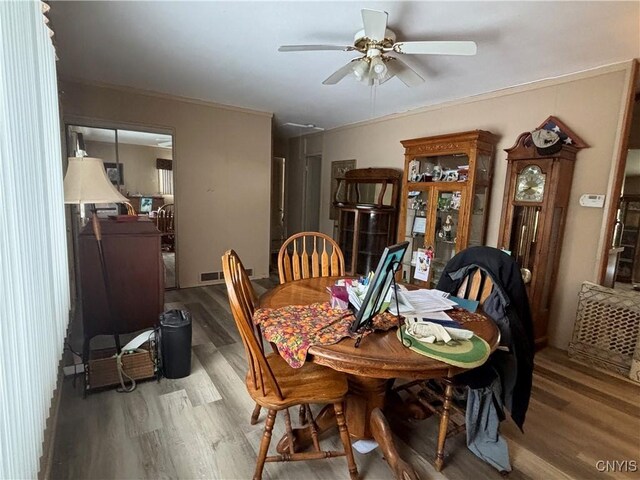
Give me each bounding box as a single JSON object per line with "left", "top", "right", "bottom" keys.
{"left": 0, "top": 1, "right": 69, "bottom": 478}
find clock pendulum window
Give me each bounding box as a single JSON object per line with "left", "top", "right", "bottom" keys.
{"left": 497, "top": 117, "right": 588, "bottom": 348}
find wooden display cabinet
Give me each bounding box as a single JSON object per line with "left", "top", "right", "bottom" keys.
{"left": 398, "top": 130, "right": 499, "bottom": 286}
{"left": 334, "top": 168, "right": 401, "bottom": 275}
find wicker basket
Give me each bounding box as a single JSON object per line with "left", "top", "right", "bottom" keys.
{"left": 86, "top": 342, "right": 157, "bottom": 390}
{"left": 568, "top": 282, "right": 640, "bottom": 382}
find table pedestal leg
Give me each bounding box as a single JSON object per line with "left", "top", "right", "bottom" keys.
{"left": 275, "top": 375, "right": 420, "bottom": 479}
{"left": 370, "top": 408, "right": 419, "bottom": 480}
{"left": 345, "top": 375, "right": 419, "bottom": 480}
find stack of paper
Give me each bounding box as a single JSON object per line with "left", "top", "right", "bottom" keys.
{"left": 402, "top": 289, "right": 458, "bottom": 313}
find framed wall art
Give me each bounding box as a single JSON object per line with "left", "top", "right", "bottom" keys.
{"left": 103, "top": 162, "right": 123, "bottom": 186}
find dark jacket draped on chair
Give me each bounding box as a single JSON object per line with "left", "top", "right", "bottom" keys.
{"left": 436, "top": 246, "right": 535, "bottom": 430}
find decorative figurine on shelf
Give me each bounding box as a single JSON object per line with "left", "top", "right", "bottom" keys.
{"left": 451, "top": 191, "right": 462, "bottom": 210}
{"left": 411, "top": 198, "right": 426, "bottom": 211}
{"left": 409, "top": 160, "right": 421, "bottom": 182}
{"left": 441, "top": 214, "right": 454, "bottom": 241}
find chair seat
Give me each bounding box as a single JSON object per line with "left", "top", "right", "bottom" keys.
{"left": 247, "top": 353, "right": 348, "bottom": 410}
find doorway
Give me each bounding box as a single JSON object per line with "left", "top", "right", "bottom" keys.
{"left": 599, "top": 60, "right": 640, "bottom": 291}
{"left": 302, "top": 154, "right": 322, "bottom": 232}
{"left": 66, "top": 124, "right": 178, "bottom": 289}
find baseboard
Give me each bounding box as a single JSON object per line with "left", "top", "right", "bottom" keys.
{"left": 38, "top": 307, "right": 77, "bottom": 480}
{"left": 38, "top": 358, "right": 65, "bottom": 480}
{"left": 63, "top": 363, "right": 85, "bottom": 376}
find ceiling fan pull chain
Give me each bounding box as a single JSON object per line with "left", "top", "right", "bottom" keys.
{"left": 370, "top": 83, "right": 377, "bottom": 118}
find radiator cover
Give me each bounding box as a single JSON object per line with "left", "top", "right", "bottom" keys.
{"left": 569, "top": 281, "right": 640, "bottom": 383}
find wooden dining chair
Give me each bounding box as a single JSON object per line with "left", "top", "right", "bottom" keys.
{"left": 156, "top": 203, "right": 175, "bottom": 252}
{"left": 123, "top": 201, "right": 136, "bottom": 215}
{"left": 221, "top": 250, "right": 358, "bottom": 480}
{"left": 277, "top": 232, "right": 345, "bottom": 284}
{"left": 394, "top": 267, "right": 495, "bottom": 471}
{"left": 272, "top": 232, "right": 345, "bottom": 425}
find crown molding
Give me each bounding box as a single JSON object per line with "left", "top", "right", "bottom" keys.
{"left": 326, "top": 60, "right": 636, "bottom": 136}
{"left": 58, "top": 76, "right": 274, "bottom": 118}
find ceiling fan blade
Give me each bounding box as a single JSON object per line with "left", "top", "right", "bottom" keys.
{"left": 361, "top": 9, "right": 388, "bottom": 41}
{"left": 393, "top": 41, "right": 477, "bottom": 56}
{"left": 322, "top": 60, "right": 358, "bottom": 85}
{"left": 279, "top": 45, "right": 356, "bottom": 52}
{"left": 386, "top": 57, "right": 424, "bottom": 87}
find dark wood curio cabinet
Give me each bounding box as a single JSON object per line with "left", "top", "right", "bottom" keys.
{"left": 334, "top": 168, "right": 402, "bottom": 275}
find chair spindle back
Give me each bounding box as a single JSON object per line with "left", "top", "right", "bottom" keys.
{"left": 278, "top": 232, "right": 345, "bottom": 284}
{"left": 156, "top": 203, "right": 174, "bottom": 233}
{"left": 456, "top": 268, "right": 494, "bottom": 306}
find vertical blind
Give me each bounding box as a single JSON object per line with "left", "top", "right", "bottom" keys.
{"left": 0, "top": 2, "right": 70, "bottom": 479}
{"left": 157, "top": 158, "right": 173, "bottom": 195}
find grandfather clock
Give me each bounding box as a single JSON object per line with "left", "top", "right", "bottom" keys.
{"left": 498, "top": 117, "right": 588, "bottom": 347}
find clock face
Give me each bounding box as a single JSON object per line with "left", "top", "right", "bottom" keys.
{"left": 515, "top": 165, "right": 545, "bottom": 202}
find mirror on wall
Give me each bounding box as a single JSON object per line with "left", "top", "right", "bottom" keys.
{"left": 66, "top": 125, "right": 177, "bottom": 289}
{"left": 608, "top": 86, "right": 640, "bottom": 292}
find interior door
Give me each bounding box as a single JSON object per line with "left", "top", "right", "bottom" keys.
{"left": 270, "top": 156, "right": 286, "bottom": 271}
{"left": 303, "top": 154, "right": 322, "bottom": 232}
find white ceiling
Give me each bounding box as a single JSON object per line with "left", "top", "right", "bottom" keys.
{"left": 51, "top": 2, "right": 640, "bottom": 136}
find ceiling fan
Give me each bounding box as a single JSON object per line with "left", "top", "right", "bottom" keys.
{"left": 278, "top": 9, "right": 477, "bottom": 87}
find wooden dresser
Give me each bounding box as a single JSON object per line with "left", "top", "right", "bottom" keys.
{"left": 79, "top": 218, "right": 164, "bottom": 350}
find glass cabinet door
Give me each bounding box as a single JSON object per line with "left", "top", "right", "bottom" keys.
{"left": 401, "top": 190, "right": 428, "bottom": 282}
{"left": 431, "top": 189, "right": 462, "bottom": 285}
{"left": 338, "top": 209, "right": 356, "bottom": 271}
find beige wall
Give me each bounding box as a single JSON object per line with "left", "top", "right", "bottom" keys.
{"left": 320, "top": 64, "right": 632, "bottom": 349}
{"left": 85, "top": 140, "right": 172, "bottom": 195}
{"left": 61, "top": 80, "right": 273, "bottom": 288}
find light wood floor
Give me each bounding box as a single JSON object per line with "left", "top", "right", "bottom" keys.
{"left": 51, "top": 281, "right": 640, "bottom": 480}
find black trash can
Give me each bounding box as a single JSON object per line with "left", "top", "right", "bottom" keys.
{"left": 159, "top": 309, "right": 192, "bottom": 379}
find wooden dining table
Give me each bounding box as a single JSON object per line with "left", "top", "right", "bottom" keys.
{"left": 259, "top": 276, "right": 500, "bottom": 480}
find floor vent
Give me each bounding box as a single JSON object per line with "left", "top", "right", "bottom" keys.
{"left": 201, "top": 268, "right": 252, "bottom": 282}
{"left": 200, "top": 271, "right": 219, "bottom": 282}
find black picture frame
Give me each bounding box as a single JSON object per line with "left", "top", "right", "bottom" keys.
{"left": 103, "top": 162, "right": 123, "bottom": 186}
{"left": 350, "top": 241, "right": 409, "bottom": 334}
{"left": 139, "top": 197, "right": 153, "bottom": 213}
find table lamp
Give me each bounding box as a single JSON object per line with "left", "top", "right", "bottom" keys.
{"left": 64, "top": 156, "right": 128, "bottom": 353}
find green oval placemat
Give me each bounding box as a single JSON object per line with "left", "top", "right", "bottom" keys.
{"left": 397, "top": 326, "right": 490, "bottom": 369}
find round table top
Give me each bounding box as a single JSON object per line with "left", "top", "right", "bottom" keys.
{"left": 259, "top": 277, "right": 500, "bottom": 380}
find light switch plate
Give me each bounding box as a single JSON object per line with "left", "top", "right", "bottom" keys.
{"left": 579, "top": 194, "right": 605, "bottom": 208}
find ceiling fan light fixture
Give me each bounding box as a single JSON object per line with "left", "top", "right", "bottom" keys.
{"left": 369, "top": 56, "right": 387, "bottom": 77}
{"left": 352, "top": 58, "right": 369, "bottom": 80}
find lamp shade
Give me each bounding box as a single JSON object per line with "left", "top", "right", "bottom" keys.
{"left": 64, "top": 157, "right": 128, "bottom": 204}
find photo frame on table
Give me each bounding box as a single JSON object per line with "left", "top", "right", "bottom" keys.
{"left": 330, "top": 159, "right": 356, "bottom": 220}
{"left": 350, "top": 241, "right": 410, "bottom": 334}
{"left": 103, "top": 162, "right": 123, "bottom": 186}
{"left": 139, "top": 197, "right": 153, "bottom": 213}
